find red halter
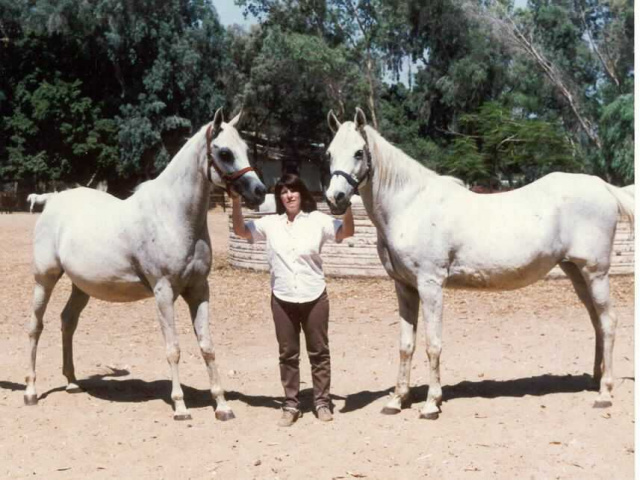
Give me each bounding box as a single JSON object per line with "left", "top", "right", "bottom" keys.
{"left": 205, "top": 123, "right": 255, "bottom": 194}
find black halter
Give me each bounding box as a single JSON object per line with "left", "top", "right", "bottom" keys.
{"left": 331, "top": 128, "right": 372, "bottom": 193}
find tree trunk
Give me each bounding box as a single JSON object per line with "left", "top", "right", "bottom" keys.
{"left": 578, "top": 2, "right": 620, "bottom": 89}
{"left": 365, "top": 55, "right": 379, "bottom": 130}
{"left": 478, "top": 6, "right": 603, "bottom": 151}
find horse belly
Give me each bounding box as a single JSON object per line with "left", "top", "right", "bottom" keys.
{"left": 68, "top": 273, "right": 152, "bottom": 302}
{"left": 446, "top": 256, "right": 557, "bottom": 290}
{"left": 60, "top": 248, "right": 153, "bottom": 302}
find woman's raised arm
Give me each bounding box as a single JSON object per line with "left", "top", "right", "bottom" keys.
{"left": 336, "top": 205, "right": 355, "bottom": 242}
{"left": 231, "top": 195, "right": 252, "bottom": 240}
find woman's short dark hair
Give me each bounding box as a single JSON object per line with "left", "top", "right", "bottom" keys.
{"left": 274, "top": 173, "right": 317, "bottom": 214}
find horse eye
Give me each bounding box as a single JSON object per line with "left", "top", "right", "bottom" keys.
{"left": 219, "top": 149, "right": 234, "bottom": 163}
{"left": 354, "top": 150, "right": 364, "bottom": 159}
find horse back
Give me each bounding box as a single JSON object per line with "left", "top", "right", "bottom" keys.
{"left": 378, "top": 173, "right": 621, "bottom": 290}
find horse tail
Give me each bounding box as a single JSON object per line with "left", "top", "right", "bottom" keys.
{"left": 604, "top": 182, "right": 635, "bottom": 234}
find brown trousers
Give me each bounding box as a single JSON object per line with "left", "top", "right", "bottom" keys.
{"left": 271, "top": 290, "right": 331, "bottom": 411}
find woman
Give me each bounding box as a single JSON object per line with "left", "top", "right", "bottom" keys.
{"left": 231, "top": 173, "right": 354, "bottom": 426}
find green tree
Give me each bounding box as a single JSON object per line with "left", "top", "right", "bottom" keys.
{"left": 467, "top": 0, "right": 634, "bottom": 184}
{"left": 2, "top": 75, "right": 117, "bottom": 185}
{"left": 444, "top": 102, "right": 579, "bottom": 188}
{"left": 93, "top": 0, "right": 228, "bottom": 177}
{"left": 1, "top": 0, "right": 229, "bottom": 190}
{"left": 598, "top": 93, "right": 633, "bottom": 185}
{"left": 238, "top": 26, "right": 362, "bottom": 142}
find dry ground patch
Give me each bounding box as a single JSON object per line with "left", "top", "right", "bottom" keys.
{"left": 0, "top": 210, "right": 634, "bottom": 479}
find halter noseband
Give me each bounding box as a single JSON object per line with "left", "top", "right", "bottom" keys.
{"left": 330, "top": 127, "right": 372, "bottom": 193}
{"left": 205, "top": 123, "right": 255, "bottom": 192}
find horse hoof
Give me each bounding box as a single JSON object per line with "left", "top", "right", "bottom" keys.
{"left": 173, "top": 413, "right": 192, "bottom": 421}
{"left": 419, "top": 412, "right": 439, "bottom": 420}
{"left": 593, "top": 400, "right": 612, "bottom": 409}
{"left": 380, "top": 406, "right": 401, "bottom": 415}
{"left": 24, "top": 394, "right": 38, "bottom": 406}
{"left": 215, "top": 410, "right": 236, "bottom": 421}
{"left": 66, "top": 385, "right": 83, "bottom": 394}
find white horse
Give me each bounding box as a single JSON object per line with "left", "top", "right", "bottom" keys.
{"left": 26, "top": 108, "right": 267, "bottom": 421}
{"left": 27, "top": 193, "right": 56, "bottom": 213}
{"left": 257, "top": 193, "right": 276, "bottom": 213}
{"left": 325, "top": 108, "right": 634, "bottom": 420}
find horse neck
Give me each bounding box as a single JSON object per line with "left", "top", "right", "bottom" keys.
{"left": 358, "top": 181, "right": 391, "bottom": 234}
{"left": 359, "top": 127, "right": 436, "bottom": 232}
{"left": 148, "top": 127, "right": 210, "bottom": 227}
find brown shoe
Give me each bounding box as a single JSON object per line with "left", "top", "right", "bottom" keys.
{"left": 277, "top": 408, "right": 300, "bottom": 427}
{"left": 316, "top": 406, "right": 333, "bottom": 422}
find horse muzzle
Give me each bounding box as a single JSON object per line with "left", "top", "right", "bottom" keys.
{"left": 326, "top": 191, "right": 351, "bottom": 215}
{"left": 235, "top": 177, "right": 267, "bottom": 209}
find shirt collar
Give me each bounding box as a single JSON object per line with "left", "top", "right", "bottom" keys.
{"left": 281, "top": 210, "right": 309, "bottom": 223}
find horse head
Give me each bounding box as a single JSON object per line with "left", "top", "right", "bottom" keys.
{"left": 325, "top": 107, "right": 371, "bottom": 215}
{"left": 207, "top": 108, "right": 266, "bottom": 208}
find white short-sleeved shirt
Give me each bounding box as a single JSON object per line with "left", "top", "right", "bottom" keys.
{"left": 247, "top": 210, "right": 343, "bottom": 303}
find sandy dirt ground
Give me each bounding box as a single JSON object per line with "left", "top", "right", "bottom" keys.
{"left": 0, "top": 209, "right": 634, "bottom": 479}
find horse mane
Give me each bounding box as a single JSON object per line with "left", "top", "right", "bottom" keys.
{"left": 364, "top": 126, "right": 462, "bottom": 192}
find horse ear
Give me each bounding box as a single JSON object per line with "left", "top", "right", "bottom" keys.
{"left": 212, "top": 107, "right": 225, "bottom": 132}
{"left": 354, "top": 107, "right": 367, "bottom": 130}
{"left": 327, "top": 109, "right": 341, "bottom": 134}
{"left": 229, "top": 108, "right": 243, "bottom": 128}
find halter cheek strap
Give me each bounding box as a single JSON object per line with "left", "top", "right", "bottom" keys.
{"left": 331, "top": 128, "right": 372, "bottom": 193}
{"left": 205, "top": 123, "right": 255, "bottom": 193}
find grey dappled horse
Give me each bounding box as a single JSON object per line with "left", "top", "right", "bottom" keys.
{"left": 26, "top": 109, "right": 266, "bottom": 420}
{"left": 325, "top": 108, "right": 634, "bottom": 420}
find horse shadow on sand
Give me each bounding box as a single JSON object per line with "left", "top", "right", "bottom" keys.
{"left": 0, "top": 380, "right": 26, "bottom": 392}
{"left": 336, "top": 373, "right": 630, "bottom": 413}
{"left": 58, "top": 368, "right": 283, "bottom": 411}
{"left": 1, "top": 369, "right": 282, "bottom": 411}
{"left": 2, "top": 372, "right": 632, "bottom": 414}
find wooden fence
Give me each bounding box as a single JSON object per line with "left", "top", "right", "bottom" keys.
{"left": 228, "top": 201, "right": 635, "bottom": 278}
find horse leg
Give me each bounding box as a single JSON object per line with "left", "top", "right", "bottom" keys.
{"left": 382, "top": 282, "right": 419, "bottom": 414}
{"left": 559, "top": 262, "right": 603, "bottom": 384}
{"left": 417, "top": 277, "right": 445, "bottom": 420}
{"left": 154, "top": 279, "right": 190, "bottom": 420}
{"left": 61, "top": 284, "right": 90, "bottom": 393}
{"left": 579, "top": 269, "right": 617, "bottom": 408}
{"left": 182, "top": 281, "right": 235, "bottom": 421}
{"left": 25, "top": 274, "right": 59, "bottom": 405}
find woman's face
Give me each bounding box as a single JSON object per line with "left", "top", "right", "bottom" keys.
{"left": 280, "top": 186, "right": 301, "bottom": 216}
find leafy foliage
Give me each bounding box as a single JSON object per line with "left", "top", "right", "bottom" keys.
{"left": 1, "top": 0, "right": 228, "bottom": 190}
{"left": 0, "top": 0, "right": 634, "bottom": 191}
{"left": 447, "top": 102, "right": 579, "bottom": 187}
{"left": 599, "top": 93, "right": 634, "bottom": 185}
{"left": 3, "top": 75, "right": 117, "bottom": 184}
